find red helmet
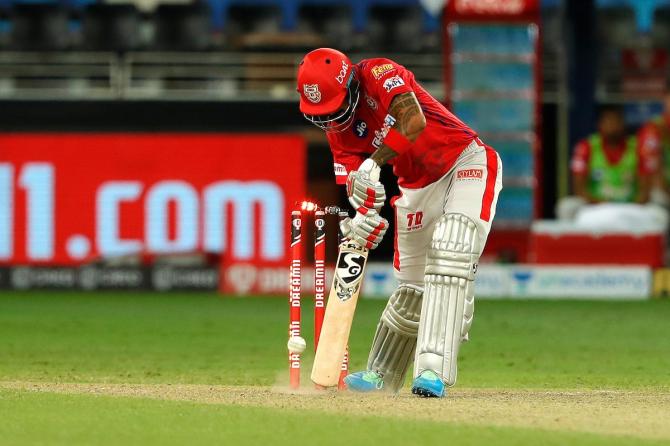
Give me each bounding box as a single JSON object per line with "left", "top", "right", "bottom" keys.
{"left": 296, "top": 48, "right": 360, "bottom": 132}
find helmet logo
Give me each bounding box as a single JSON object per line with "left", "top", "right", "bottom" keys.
{"left": 335, "top": 60, "right": 349, "bottom": 84}
{"left": 303, "top": 84, "right": 321, "bottom": 103}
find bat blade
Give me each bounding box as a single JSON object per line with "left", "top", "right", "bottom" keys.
{"left": 311, "top": 241, "right": 369, "bottom": 387}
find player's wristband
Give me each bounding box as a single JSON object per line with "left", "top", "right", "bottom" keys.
{"left": 383, "top": 128, "right": 412, "bottom": 154}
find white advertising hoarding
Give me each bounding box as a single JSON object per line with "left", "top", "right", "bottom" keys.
{"left": 362, "top": 263, "right": 651, "bottom": 300}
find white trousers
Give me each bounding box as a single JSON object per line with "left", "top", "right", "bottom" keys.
{"left": 392, "top": 139, "right": 503, "bottom": 284}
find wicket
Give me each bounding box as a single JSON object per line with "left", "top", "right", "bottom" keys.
{"left": 289, "top": 202, "right": 349, "bottom": 390}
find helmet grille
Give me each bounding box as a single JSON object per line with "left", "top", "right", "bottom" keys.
{"left": 303, "top": 72, "right": 360, "bottom": 133}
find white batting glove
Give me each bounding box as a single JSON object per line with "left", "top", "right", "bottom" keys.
{"left": 340, "top": 211, "right": 389, "bottom": 250}
{"left": 346, "top": 158, "right": 385, "bottom": 214}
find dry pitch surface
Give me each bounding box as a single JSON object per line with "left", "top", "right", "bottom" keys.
{"left": 2, "top": 382, "right": 668, "bottom": 442}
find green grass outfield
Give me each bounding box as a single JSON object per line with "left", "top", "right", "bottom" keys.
{"left": 0, "top": 292, "right": 669, "bottom": 445}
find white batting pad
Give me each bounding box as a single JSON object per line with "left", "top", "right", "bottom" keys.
{"left": 367, "top": 284, "right": 423, "bottom": 392}
{"left": 414, "top": 213, "right": 480, "bottom": 386}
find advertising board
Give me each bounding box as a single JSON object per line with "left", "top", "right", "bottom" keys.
{"left": 0, "top": 133, "right": 305, "bottom": 265}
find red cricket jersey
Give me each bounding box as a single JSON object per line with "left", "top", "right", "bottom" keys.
{"left": 327, "top": 58, "right": 477, "bottom": 189}
{"left": 637, "top": 118, "right": 668, "bottom": 164}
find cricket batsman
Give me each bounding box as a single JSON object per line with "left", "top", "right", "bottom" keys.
{"left": 296, "top": 48, "right": 503, "bottom": 397}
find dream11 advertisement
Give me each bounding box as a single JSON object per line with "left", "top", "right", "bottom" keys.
{"left": 0, "top": 133, "right": 305, "bottom": 291}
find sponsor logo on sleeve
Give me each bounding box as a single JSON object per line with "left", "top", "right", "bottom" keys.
{"left": 383, "top": 75, "right": 405, "bottom": 92}
{"left": 334, "top": 163, "right": 347, "bottom": 177}
{"left": 384, "top": 114, "right": 396, "bottom": 127}
{"left": 456, "top": 169, "right": 484, "bottom": 180}
{"left": 303, "top": 84, "right": 321, "bottom": 103}
{"left": 371, "top": 63, "right": 395, "bottom": 80}
{"left": 372, "top": 114, "right": 397, "bottom": 149}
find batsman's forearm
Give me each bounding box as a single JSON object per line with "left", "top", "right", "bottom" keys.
{"left": 371, "top": 92, "right": 426, "bottom": 167}
{"left": 370, "top": 145, "right": 399, "bottom": 166}
{"left": 390, "top": 92, "right": 426, "bottom": 142}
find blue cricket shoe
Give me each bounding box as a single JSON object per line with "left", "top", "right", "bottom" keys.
{"left": 343, "top": 370, "right": 384, "bottom": 392}
{"left": 411, "top": 370, "right": 446, "bottom": 397}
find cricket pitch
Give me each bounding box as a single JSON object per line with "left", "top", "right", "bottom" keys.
{"left": 2, "top": 381, "right": 668, "bottom": 441}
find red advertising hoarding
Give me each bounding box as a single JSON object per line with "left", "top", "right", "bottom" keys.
{"left": 0, "top": 133, "right": 306, "bottom": 265}
{"left": 622, "top": 48, "right": 668, "bottom": 99}
{"left": 447, "top": 0, "right": 539, "bottom": 19}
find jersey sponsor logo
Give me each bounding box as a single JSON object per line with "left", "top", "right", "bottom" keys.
{"left": 303, "top": 84, "right": 321, "bottom": 103}
{"left": 457, "top": 168, "right": 483, "bottom": 180}
{"left": 406, "top": 211, "right": 423, "bottom": 231}
{"left": 333, "top": 162, "right": 347, "bottom": 177}
{"left": 371, "top": 63, "right": 395, "bottom": 80}
{"left": 365, "top": 95, "right": 378, "bottom": 110}
{"left": 383, "top": 75, "right": 405, "bottom": 92}
{"left": 354, "top": 120, "right": 368, "bottom": 138}
{"left": 335, "top": 60, "right": 350, "bottom": 84}
{"left": 372, "top": 114, "right": 397, "bottom": 149}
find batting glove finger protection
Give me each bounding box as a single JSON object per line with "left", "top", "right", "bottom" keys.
{"left": 340, "top": 212, "right": 388, "bottom": 250}
{"left": 346, "top": 159, "right": 385, "bottom": 214}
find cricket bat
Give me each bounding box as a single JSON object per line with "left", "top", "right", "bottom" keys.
{"left": 311, "top": 239, "right": 369, "bottom": 387}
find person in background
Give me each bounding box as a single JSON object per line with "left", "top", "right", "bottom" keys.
{"left": 638, "top": 92, "right": 670, "bottom": 203}
{"left": 556, "top": 106, "right": 655, "bottom": 220}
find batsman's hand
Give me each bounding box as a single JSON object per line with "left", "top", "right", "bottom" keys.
{"left": 346, "top": 158, "right": 385, "bottom": 214}
{"left": 340, "top": 211, "right": 388, "bottom": 250}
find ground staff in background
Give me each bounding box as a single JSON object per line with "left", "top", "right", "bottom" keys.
{"left": 557, "top": 106, "right": 655, "bottom": 220}
{"left": 639, "top": 93, "right": 670, "bottom": 204}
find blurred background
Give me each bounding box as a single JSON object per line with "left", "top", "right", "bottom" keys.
{"left": 1, "top": 0, "right": 669, "bottom": 299}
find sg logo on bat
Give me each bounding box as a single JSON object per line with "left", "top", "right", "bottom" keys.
{"left": 334, "top": 242, "right": 367, "bottom": 302}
